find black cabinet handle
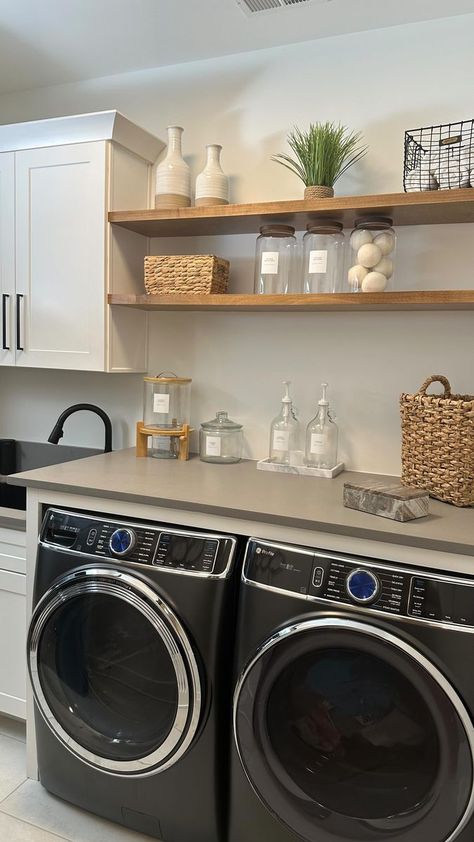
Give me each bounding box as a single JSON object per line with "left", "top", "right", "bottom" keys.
{"left": 2, "top": 294, "right": 9, "bottom": 351}
{"left": 16, "top": 294, "right": 24, "bottom": 352}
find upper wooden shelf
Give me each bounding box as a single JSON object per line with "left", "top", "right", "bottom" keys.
{"left": 108, "top": 189, "right": 474, "bottom": 237}
{"left": 108, "top": 291, "right": 474, "bottom": 312}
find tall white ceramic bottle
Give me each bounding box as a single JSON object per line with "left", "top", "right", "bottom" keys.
{"left": 195, "top": 144, "right": 229, "bottom": 207}
{"left": 155, "top": 125, "right": 191, "bottom": 209}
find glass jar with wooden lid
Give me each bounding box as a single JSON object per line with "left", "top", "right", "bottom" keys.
{"left": 302, "top": 219, "right": 345, "bottom": 294}
{"left": 254, "top": 224, "right": 297, "bottom": 295}
{"left": 348, "top": 216, "right": 396, "bottom": 293}
{"left": 143, "top": 372, "right": 192, "bottom": 459}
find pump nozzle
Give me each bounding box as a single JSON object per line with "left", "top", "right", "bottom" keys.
{"left": 318, "top": 382, "right": 329, "bottom": 406}
{"left": 282, "top": 380, "right": 292, "bottom": 404}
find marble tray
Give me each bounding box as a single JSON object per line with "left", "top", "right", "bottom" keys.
{"left": 257, "top": 459, "right": 345, "bottom": 479}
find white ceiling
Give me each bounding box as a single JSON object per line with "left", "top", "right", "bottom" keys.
{"left": 0, "top": 0, "right": 473, "bottom": 95}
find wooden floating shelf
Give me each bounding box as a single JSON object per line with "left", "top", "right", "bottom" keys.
{"left": 108, "top": 190, "right": 474, "bottom": 237}
{"left": 108, "top": 291, "right": 474, "bottom": 313}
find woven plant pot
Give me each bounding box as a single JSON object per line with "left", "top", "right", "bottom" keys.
{"left": 144, "top": 254, "right": 230, "bottom": 295}
{"left": 400, "top": 375, "right": 474, "bottom": 507}
{"left": 304, "top": 185, "right": 334, "bottom": 200}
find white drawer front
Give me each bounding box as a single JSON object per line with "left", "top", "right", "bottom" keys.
{"left": 0, "top": 527, "right": 26, "bottom": 575}
{"left": 0, "top": 569, "right": 26, "bottom": 719}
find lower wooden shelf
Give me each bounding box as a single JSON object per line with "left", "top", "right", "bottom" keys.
{"left": 108, "top": 291, "right": 474, "bottom": 312}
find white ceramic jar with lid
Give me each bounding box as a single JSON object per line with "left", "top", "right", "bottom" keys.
{"left": 348, "top": 216, "right": 396, "bottom": 293}
{"left": 200, "top": 411, "right": 243, "bottom": 464}
{"left": 254, "top": 225, "right": 297, "bottom": 295}
{"left": 302, "top": 219, "right": 344, "bottom": 294}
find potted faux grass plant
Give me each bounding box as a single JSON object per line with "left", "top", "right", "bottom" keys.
{"left": 272, "top": 122, "right": 367, "bottom": 199}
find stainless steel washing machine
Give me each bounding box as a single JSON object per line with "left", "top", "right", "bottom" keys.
{"left": 230, "top": 537, "right": 474, "bottom": 842}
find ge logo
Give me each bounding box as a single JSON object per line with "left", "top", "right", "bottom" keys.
{"left": 256, "top": 547, "right": 262, "bottom": 554}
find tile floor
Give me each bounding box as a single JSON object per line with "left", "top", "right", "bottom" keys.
{"left": 0, "top": 716, "right": 152, "bottom": 841}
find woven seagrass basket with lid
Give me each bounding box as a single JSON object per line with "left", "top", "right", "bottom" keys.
{"left": 400, "top": 375, "right": 474, "bottom": 507}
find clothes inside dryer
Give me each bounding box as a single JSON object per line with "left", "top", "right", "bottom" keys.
{"left": 266, "top": 647, "right": 438, "bottom": 819}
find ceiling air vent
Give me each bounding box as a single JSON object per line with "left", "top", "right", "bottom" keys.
{"left": 236, "top": 0, "right": 328, "bottom": 15}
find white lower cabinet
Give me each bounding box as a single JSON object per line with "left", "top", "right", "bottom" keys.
{"left": 0, "top": 529, "right": 26, "bottom": 720}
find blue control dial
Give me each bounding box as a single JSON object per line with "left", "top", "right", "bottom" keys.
{"left": 109, "top": 528, "right": 136, "bottom": 557}
{"left": 346, "top": 568, "right": 379, "bottom": 604}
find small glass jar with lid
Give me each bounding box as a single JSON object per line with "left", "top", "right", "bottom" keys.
{"left": 143, "top": 372, "right": 191, "bottom": 459}
{"left": 199, "top": 411, "right": 243, "bottom": 464}
{"left": 302, "top": 219, "right": 344, "bottom": 294}
{"left": 348, "top": 216, "right": 396, "bottom": 293}
{"left": 254, "top": 224, "right": 296, "bottom": 295}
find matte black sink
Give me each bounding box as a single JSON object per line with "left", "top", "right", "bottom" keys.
{"left": 0, "top": 439, "right": 101, "bottom": 511}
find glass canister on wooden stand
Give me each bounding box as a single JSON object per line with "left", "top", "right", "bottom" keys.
{"left": 348, "top": 217, "right": 396, "bottom": 293}
{"left": 142, "top": 372, "right": 192, "bottom": 459}
{"left": 302, "top": 220, "right": 344, "bottom": 294}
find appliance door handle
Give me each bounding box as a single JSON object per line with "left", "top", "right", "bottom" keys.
{"left": 16, "top": 294, "right": 24, "bottom": 352}
{"left": 2, "top": 294, "right": 9, "bottom": 351}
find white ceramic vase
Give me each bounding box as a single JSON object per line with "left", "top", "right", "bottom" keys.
{"left": 155, "top": 126, "right": 191, "bottom": 209}
{"left": 195, "top": 144, "right": 229, "bottom": 207}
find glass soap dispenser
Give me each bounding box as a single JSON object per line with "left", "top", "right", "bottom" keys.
{"left": 269, "top": 381, "right": 300, "bottom": 465}
{"left": 305, "top": 383, "right": 338, "bottom": 469}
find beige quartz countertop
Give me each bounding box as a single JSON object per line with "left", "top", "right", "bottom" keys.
{"left": 8, "top": 448, "right": 474, "bottom": 556}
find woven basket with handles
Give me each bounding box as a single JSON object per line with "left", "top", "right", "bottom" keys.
{"left": 144, "top": 255, "right": 229, "bottom": 295}
{"left": 400, "top": 375, "right": 474, "bottom": 507}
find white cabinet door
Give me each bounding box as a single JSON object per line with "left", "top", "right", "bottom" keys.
{"left": 15, "top": 142, "right": 107, "bottom": 370}
{"left": 0, "top": 569, "right": 26, "bottom": 719}
{"left": 0, "top": 152, "right": 15, "bottom": 366}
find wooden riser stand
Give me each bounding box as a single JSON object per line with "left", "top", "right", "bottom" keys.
{"left": 136, "top": 421, "right": 192, "bottom": 461}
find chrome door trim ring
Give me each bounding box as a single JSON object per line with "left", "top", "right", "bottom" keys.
{"left": 29, "top": 567, "right": 202, "bottom": 777}
{"left": 233, "top": 617, "right": 474, "bottom": 842}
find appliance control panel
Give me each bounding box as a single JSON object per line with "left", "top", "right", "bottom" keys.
{"left": 244, "top": 539, "right": 474, "bottom": 627}
{"left": 41, "top": 509, "right": 233, "bottom": 576}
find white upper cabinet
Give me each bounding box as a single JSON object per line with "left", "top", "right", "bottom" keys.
{"left": 0, "top": 111, "right": 163, "bottom": 372}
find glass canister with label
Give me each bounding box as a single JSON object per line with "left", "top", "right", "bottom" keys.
{"left": 302, "top": 220, "right": 344, "bottom": 294}
{"left": 348, "top": 216, "right": 396, "bottom": 293}
{"left": 200, "top": 411, "right": 243, "bottom": 464}
{"left": 254, "top": 224, "right": 296, "bottom": 294}
{"left": 143, "top": 372, "right": 192, "bottom": 458}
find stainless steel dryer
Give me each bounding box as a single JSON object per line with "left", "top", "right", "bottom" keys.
{"left": 28, "top": 507, "right": 241, "bottom": 842}
{"left": 230, "top": 538, "right": 474, "bottom": 842}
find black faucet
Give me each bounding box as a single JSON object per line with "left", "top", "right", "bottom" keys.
{"left": 48, "top": 404, "right": 113, "bottom": 453}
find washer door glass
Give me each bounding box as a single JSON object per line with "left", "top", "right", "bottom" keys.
{"left": 234, "top": 619, "right": 474, "bottom": 842}
{"left": 29, "top": 569, "right": 201, "bottom": 775}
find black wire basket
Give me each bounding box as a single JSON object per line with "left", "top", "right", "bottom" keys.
{"left": 403, "top": 119, "right": 474, "bottom": 192}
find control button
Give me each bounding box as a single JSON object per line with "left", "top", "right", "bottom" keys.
{"left": 109, "top": 528, "right": 136, "bottom": 557}
{"left": 86, "top": 528, "right": 98, "bottom": 546}
{"left": 346, "top": 568, "right": 380, "bottom": 604}
{"left": 312, "top": 567, "right": 324, "bottom": 588}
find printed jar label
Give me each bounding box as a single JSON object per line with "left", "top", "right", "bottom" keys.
{"left": 153, "top": 393, "right": 170, "bottom": 414}
{"left": 273, "top": 430, "right": 290, "bottom": 451}
{"left": 310, "top": 433, "right": 325, "bottom": 454}
{"left": 261, "top": 251, "right": 279, "bottom": 274}
{"left": 206, "top": 436, "right": 222, "bottom": 457}
{"left": 308, "top": 250, "right": 328, "bottom": 274}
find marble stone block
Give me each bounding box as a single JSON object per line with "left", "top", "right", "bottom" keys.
{"left": 343, "top": 480, "right": 429, "bottom": 522}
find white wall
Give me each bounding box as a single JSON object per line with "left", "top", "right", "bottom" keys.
{"left": 0, "top": 14, "right": 473, "bottom": 469}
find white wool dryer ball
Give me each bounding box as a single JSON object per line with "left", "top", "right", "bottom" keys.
{"left": 357, "top": 242, "right": 382, "bottom": 268}
{"left": 347, "top": 264, "right": 368, "bottom": 287}
{"left": 373, "top": 256, "right": 393, "bottom": 279}
{"left": 361, "top": 271, "right": 387, "bottom": 293}
{"left": 350, "top": 229, "right": 373, "bottom": 251}
{"left": 373, "top": 231, "right": 395, "bottom": 256}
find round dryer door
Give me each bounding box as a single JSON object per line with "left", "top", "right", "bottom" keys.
{"left": 234, "top": 618, "right": 474, "bottom": 842}
{"left": 28, "top": 567, "right": 201, "bottom": 776}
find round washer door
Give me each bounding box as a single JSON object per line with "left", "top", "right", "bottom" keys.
{"left": 234, "top": 618, "right": 474, "bottom": 842}
{"left": 28, "top": 567, "right": 202, "bottom": 776}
